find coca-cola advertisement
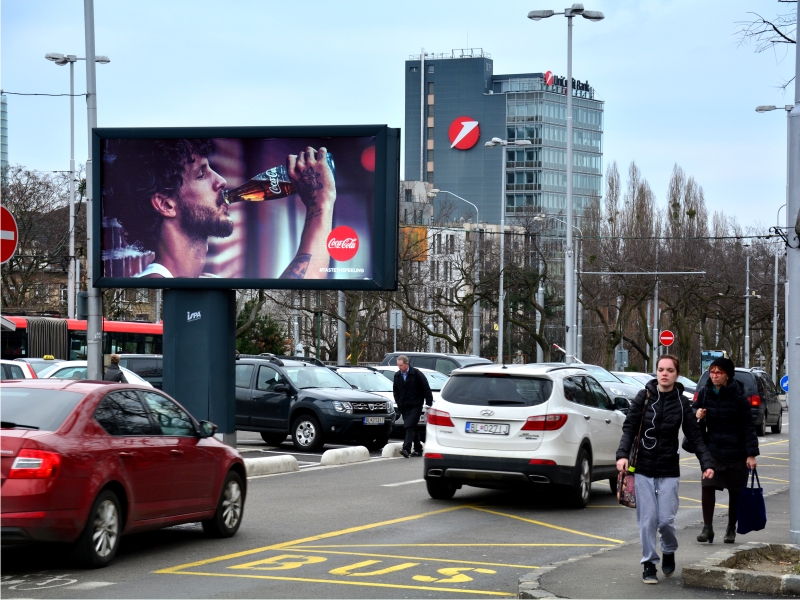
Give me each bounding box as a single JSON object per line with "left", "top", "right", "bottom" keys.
{"left": 94, "top": 126, "right": 399, "bottom": 290}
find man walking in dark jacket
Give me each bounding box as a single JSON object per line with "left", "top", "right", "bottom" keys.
{"left": 393, "top": 355, "right": 433, "bottom": 458}
{"left": 103, "top": 354, "right": 128, "bottom": 383}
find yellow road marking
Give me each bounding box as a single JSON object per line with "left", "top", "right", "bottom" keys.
{"left": 160, "top": 570, "right": 514, "bottom": 596}
{"left": 283, "top": 548, "right": 539, "bottom": 569}
{"left": 155, "top": 505, "right": 468, "bottom": 574}
{"left": 679, "top": 496, "right": 727, "bottom": 508}
{"left": 759, "top": 455, "right": 789, "bottom": 461}
{"left": 759, "top": 439, "right": 788, "bottom": 447}
{"left": 758, "top": 475, "right": 790, "bottom": 483}
{"left": 470, "top": 507, "right": 624, "bottom": 544}
{"left": 293, "top": 543, "right": 614, "bottom": 548}
{"left": 329, "top": 560, "right": 419, "bottom": 576}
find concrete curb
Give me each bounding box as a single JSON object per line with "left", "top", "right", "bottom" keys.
{"left": 683, "top": 542, "right": 800, "bottom": 596}
{"left": 382, "top": 442, "right": 405, "bottom": 458}
{"left": 244, "top": 455, "right": 299, "bottom": 477}
{"left": 320, "top": 445, "right": 370, "bottom": 466}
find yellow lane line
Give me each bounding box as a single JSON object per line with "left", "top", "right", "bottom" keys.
{"left": 470, "top": 507, "right": 624, "bottom": 544}
{"left": 155, "top": 505, "right": 469, "bottom": 574}
{"left": 759, "top": 440, "right": 788, "bottom": 447}
{"left": 759, "top": 455, "right": 789, "bottom": 461}
{"left": 679, "top": 496, "right": 728, "bottom": 508}
{"left": 758, "top": 475, "right": 790, "bottom": 483}
{"left": 279, "top": 549, "right": 539, "bottom": 569}
{"left": 161, "top": 571, "right": 515, "bottom": 596}
{"left": 292, "top": 543, "right": 614, "bottom": 548}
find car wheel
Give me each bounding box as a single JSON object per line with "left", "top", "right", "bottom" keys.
{"left": 292, "top": 415, "right": 324, "bottom": 451}
{"left": 568, "top": 449, "right": 592, "bottom": 508}
{"left": 609, "top": 476, "right": 618, "bottom": 496}
{"left": 426, "top": 479, "right": 457, "bottom": 500}
{"left": 771, "top": 411, "right": 783, "bottom": 434}
{"left": 756, "top": 414, "right": 767, "bottom": 436}
{"left": 260, "top": 432, "right": 287, "bottom": 446}
{"left": 364, "top": 436, "right": 389, "bottom": 451}
{"left": 72, "top": 489, "right": 121, "bottom": 568}
{"left": 202, "top": 471, "right": 244, "bottom": 538}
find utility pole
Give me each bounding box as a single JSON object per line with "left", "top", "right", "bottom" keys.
{"left": 337, "top": 291, "right": 346, "bottom": 366}
{"left": 745, "top": 255, "right": 751, "bottom": 368}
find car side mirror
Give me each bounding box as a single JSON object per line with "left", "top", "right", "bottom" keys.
{"left": 274, "top": 383, "right": 289, "bottom": 394}
{"left": 614, "top": 397, "right": 630, "bottom": 413}
{"left": 199, "top": 421, "right": 217, "bottom": 438}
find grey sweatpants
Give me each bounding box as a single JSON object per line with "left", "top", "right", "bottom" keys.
{"left": 634, "top": 474, "right": 680, "bottom": 564}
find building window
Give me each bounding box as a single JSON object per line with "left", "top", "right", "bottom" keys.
{"left": 426, "top": 171, "right": 434, "bottom": 184}
{"left": 486, "top": 63, "right": 491, "bottom": 72}
{"left": 432, "top": 261, "right": 438, "bottom": 280}
{"left": 427, "top": 127, "right": 434, "bottom": 139}
{"left": 135, "top": 289, "right": 149, "bottom": 303}
{"left": 427, "top": 65, "right": 434, "bottom": 73}
{"left": 428, "top": 82, "right": 434, "bottom": 94}
{"left": 410, "top": 66, "right": 418, "bottom": 72}
{"left": 427, "top": 150, "right": 434, "bottom": 162}
{"left": 427, "top": 104, "right": 434, "bottom": 116}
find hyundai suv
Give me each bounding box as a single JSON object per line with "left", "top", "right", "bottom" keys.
{"left": 234, "top": 356, "right": 394, "bottom": 451}
{"left": 695, "top": 368, "right": 783, "bottom": 436}
{"left": 423, "top": 364, "right": 628, "bottom": 507}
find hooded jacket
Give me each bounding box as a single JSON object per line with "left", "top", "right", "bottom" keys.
{"left": 695, "top": 377, "right": 759, "bottom": 462}
{"left": 616, "top": 379, "right": 713, "bottom": 478}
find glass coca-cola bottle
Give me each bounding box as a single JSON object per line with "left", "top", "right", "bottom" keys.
{"left": 223, "top": 152, "right": 335, "bottom": 205}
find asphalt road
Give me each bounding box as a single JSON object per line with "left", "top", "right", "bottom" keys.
{"left": 1, "top": 423, "right": 790, "bottom": 599}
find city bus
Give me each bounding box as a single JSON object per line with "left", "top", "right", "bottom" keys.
{"left": 1, "top": 316, "right": 163, "bottom": 361}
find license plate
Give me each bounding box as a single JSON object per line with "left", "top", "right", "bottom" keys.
{"left": 465, "top": 422, "right": 510, "bottom": 435}
{"left": 363, "top": 417, "right": 384, "bottom": 425}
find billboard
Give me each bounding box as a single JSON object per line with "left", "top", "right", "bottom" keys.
{"left": 93, "top": 126, "right": 399, "bottom": 290}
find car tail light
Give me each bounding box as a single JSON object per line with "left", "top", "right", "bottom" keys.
{"left": 424, "top": 453, "right": 443, "bottom": 459}
{"left": 528, "top": 458, "right": 556, "bottom": 465}
{"left": 8, "top": 450, "right": 61, "bottom": 479}
{"left": 520, "top": 414, "right": 568, "bottom": 431}
{"left": 427, "top": 408, "right": 454, "bottom": 427}
{"left": 749, "top": 395, "right": 761, "bottom": 408}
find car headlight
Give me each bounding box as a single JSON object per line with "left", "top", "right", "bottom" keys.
{"left": 609, "top": 387, "right": 628, "bottom": 397}
{"left": 333, "top": 401, "right": 352, "bottom": 414}
{"left": 386, "top": 401, "right": 394, "bottom": 414}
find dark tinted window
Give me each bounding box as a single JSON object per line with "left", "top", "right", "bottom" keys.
{"left": 442, "top": 375, "right": 552, "bottom": 406}
{"left": 235, "top": 364, "right": 255, "bottom": 388}
{"left": 413, "top": 357, "right": 436, "bottom": 370}
{"left": 256, "top": 365, "right": 285, "bottom": 391}
{"left": 1, "top": 388, "right": 84, "bottom": 431}
{"left": 734, "top": 372, "right": 756, "bottom": 394}
{"left": 121, "top": 358, "right": 159, "bottom": 375}
{"left": 94, "top": 391, "right": 155, "bottom": 436}
{"left": 564, "top": 377, "right": 597, "bottom": 407}
{"left": 142, "top": 391, "right": 195, "bottom": 436}
{"left": 585, "top": 377, "right": 613, "bottom": 410}
{"left": 1, "top": 364, "right": 25, "bottom": 380}
{"left": 760, "top": 374, "right": 776, "bottom": 395}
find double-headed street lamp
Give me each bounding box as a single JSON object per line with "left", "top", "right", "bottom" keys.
{"left": 528, "top": 3, "right": 604, "bottom": 364}
{"left": 45, "top": 52, "right": 110, "bottom": 319}
{"left": 484, "top": 137, "right": 532, "bottom": 365}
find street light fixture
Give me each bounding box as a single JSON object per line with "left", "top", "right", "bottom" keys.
{"left": 528, "top": 3, "right": 604, "bottom": 364}
{"left": 484, "top": 138, "right": 532, "bottom": 365}
{"left": 45, "top": 51, "right": 110, "bottom": 319}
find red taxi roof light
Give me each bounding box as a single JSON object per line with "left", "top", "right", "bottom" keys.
{"left": 748, "top": 395, "right": 761, "bottom": 407}
{"left": 520, "top": 414, "right": 568, "bottom": 431}
{"left": 8, "top": 449, "right": 61, "bottom": 479}
{"left": 427, "top": 408, "right": 454, "bottom": 427}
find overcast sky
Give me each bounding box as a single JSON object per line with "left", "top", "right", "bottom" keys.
{"left": 1, "top": 0, "right": 795, "bottom": 229}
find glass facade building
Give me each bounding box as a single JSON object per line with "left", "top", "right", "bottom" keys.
{"left": 404, "top": 51, "right": 604, "bottom": 225}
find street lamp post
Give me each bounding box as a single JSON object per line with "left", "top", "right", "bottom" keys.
{"left": 44, "top": 51, "right": 109, "bottom": 320}
{"left": 429, "top": 189, "right": 481, "bottom": 356}
{"left": 745, "top": 255, "right": 751, "bottom": 368}
{"left": 528, "top": 3, "right": 604, "bottom": 364}
{"left": 484, "top": 138, "right": 532, "bottom": 365}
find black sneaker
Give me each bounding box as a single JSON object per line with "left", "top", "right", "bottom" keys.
{"left": 399, "top": 449, "right": 410, "bottom": 458}
{"left": 642, "top": 561, "right": 658, "bottom": 584}
{"left": 411, "top": 449, "right": 423, "bottom": 457}
{"left": 662, "top": 553, "right": 675, "bottom": 577}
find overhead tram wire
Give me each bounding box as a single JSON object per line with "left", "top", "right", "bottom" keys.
{"left": 1, "top": 91, "right": 85, "bottom": 97}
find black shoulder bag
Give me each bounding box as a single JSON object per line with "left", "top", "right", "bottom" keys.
{"left": 681, "top": 389, "right": 705, "bottom": 454}
{"left": 617, "top": 390, "right": 650, "bottom": 508}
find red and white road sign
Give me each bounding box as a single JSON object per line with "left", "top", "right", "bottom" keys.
{"left": 448, "top": 116, "right": 481, "bottom": 150}
{"left": 659, "top": 330, "right": 675, "bottom": 347}
{"left": 0, "top": 206, "right": 19, "bottom": 264}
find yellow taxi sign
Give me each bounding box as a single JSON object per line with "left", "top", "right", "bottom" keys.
{"left": 43, "top": 355, "right": 55, "bottom": 360}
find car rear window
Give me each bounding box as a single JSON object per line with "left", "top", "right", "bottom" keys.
{"left": 1, "top": 364, "right": 26, "bottom": 380}
{"left": 442, "top": 375, "right": 553, "bottom": 406}
{"left": 1, "top": 388, "right": 84, "bottom": 431}
{"left": 697, "top": 371, "right": 755, "bottom": 394}
{"left": 27, "top": 362, "right": 61, "bottom": 375}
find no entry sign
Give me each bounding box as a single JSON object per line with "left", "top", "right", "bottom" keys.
{"left": 659, "top": 330, "right": 675, "bottom": 347}
{"left": 1, "top": 206, "right": 19, "bottom": 264}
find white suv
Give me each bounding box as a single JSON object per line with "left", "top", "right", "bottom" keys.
{"left": 423, "top": 364, "right": 628, "bottom": 507}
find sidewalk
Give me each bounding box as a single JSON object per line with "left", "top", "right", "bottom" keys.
{"left": 535, "top": 487, "right": 792, "bottom": 599}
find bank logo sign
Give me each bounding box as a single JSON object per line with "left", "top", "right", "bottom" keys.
{"left": 544, "top": 70, "right": 554, "bottom": 85}
{"left": 448, "top": 116, "right": 480, "bottom": 150}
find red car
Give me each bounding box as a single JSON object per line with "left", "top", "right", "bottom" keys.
{"left": 1, "top": 379, "right": 246, "bottom": 568}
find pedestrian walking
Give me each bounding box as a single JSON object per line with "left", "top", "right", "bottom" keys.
{"left": 616, "top": 355, "right": 714, "bottom": 585}
{"left": 694, "top": 357, "right": 759, "bottom": 545}
{"left": 393, "top": 355, "right": 433, "bottom": 458}
{"left": 103, "top": 354, "right": 128, "bottom": 383}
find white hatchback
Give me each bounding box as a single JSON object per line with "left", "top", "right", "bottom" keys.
{"left": 423, "top": 364, "right": 628, "bottom": 507}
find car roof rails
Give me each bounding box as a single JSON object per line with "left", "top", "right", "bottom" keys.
{"left": 235, "top": 353, "right": 285, "bottom": 366}
{"left": 273, "top": 355, "right": 326, "bottom": 367}
{"left": 545, "top": 365, "right": 587, "bottom": 373}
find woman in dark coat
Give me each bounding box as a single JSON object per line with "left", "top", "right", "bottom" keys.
{"left": 694, "top": 357, "right": 759, "bottom": 544}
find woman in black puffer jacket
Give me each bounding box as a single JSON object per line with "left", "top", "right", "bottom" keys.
{"left": 693, "top": 357, "right": 759, "bottom": 545}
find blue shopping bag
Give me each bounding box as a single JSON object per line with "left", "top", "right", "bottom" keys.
{"left": 737, "top": 468, "right": 767, "bottom": 535}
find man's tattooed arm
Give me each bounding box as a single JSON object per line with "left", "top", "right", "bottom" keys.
{"left": 281, "top": 254, "right": 312, "bottom": 279}
{"left": 295, "top": 166, "right": 324, "bottom": 205}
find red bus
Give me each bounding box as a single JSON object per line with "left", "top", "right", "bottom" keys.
{"left": 1, "top": 316, "right": 163, "bottom": 361}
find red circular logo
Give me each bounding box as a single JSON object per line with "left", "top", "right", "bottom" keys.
{"left": 659, "top": 330, "right": 675, "bottom": 347}
{"left": 327, "top": 226, "right": 359, "bottom": 262}
{"left": 448, "top": 116, "right": 480, "bottom": 150}
{"left": 544, "top": 70, "right": 554, "bottom": 86}
{"left": 1, "top": 206, "right": 19, "bottom": 264}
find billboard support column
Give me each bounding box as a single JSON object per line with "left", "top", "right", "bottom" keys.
{"left": 337, "top": 291, "right": 346, "bottom": 366}
{"left": 162, "top": 290, "right": 236, "bottom": 446}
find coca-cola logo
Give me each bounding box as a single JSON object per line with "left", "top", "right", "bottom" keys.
{"left": 327, "top": 226, "right": 359, "bottom": 262}
{"left": 266, "top": 167, "right": 281, "bottom": 195}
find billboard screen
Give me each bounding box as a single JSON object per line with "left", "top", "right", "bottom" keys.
{"left": 93, "top": 125, "right": 399, "bottom": 290}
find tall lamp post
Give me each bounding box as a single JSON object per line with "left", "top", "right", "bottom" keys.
{"left": 529, "top": 3, "right": 604, "bottom": 364}
{"left": 429, "top": 189, "right": 481, "bottom": 356}
{"left": 484, "top": 137, "right": 531, "bottom": 365}
{"left": 44, "top": 52, "right": 110, "bottom": 319}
